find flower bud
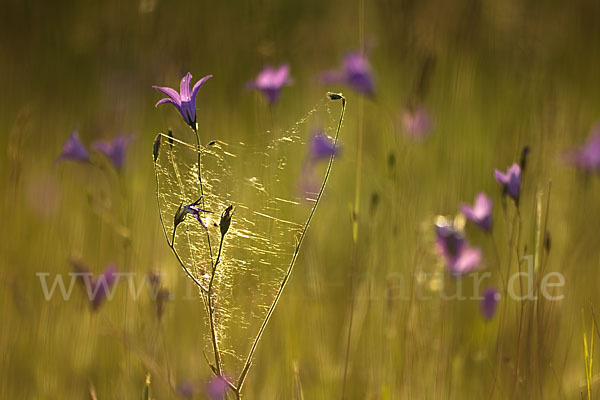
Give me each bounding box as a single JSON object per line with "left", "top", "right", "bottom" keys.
{"left": 174, "top": 202, "right": 186, "bottom": 229}
{"left": 153, "top": 133, "right": 161, "bottom": 162}
{"left": 220, "top": 205, "right": 234, "bottom": 237}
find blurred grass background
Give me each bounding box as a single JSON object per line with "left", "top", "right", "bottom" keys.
{"left": 1, "top": 0, "right": 600, "bottom": 398}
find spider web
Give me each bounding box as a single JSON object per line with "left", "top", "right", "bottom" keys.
{"left": 153, "top": 95, "right": 344, "bottom": 376}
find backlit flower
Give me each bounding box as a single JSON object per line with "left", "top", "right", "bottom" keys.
{"left": 494, "top": 163, "right": 521, "bottom": 201}
{"left": 309, "top": 131, "right": 338, "bottom": 161}
{"left": 153, "top": 72, "right": 212, "bottom": 128}
{"left": 247, "top": 64, "right": 292, "bottom": 103}
{"left": 564, "top": 123, "right": 600, "bottom": 172}
{"left": 319, "top": 52, "right": 374, "bottom": 96}
{"left": 435, "top": 224, "right": 482, "bottom": 275}
{"left": 460, "top": 193, "right": 493, "bottom": 231}
{"left": 57, "top": 130, "right": 89, "bottom": 163}
{"left": 92, "top": 135, "right": 132, "bottom": 169}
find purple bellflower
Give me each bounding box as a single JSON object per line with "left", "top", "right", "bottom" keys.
{"left": 309, "top": 131, "right": 339, "bottom": 161}
{"left": 247, "top": 64, "right": 292, "bottom": 104}
{"left": 206, "top": 376, "right": 228, "bottom": 399}
{"left": 177, "top": 381, "right": 198, "bottom": 398}
{"left": 175, "top": 196, "right": 212, "bottom": 230}
{"left": 153, "top": 72, "right": 212, "bottom": 128}
{"left": 57, "top": 130, "right": 89, "bottom": 163}
{"left": 564, "top": 124, "right": 600, "bottom": 173}
{"left": 460, "top": 193, "right": 493, "bottom": 232}
{"left": 320, "top": 52, "right": 375, "bottom": 96}
{"left": 481, "top": 287, "right": 499, "bottom": 320}
{"left": 401, "top": 106, "right": 433, "bottom": 140}
{"left": 89, "top": 265, "right": 117, "bottom": 310}
{"left": 494, "top": 163, "right": 521, "bottom": 201}
{"left": 435, "top": 224, "right": 482, "bottom": 275}
{"left": 92, "top": 135, "right": 132, "bottom": 169}
{"left": 72, "top": 262, "right": 118, "bottom": 311}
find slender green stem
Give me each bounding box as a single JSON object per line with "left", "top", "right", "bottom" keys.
{"left": 342, "top": 92, "right": 364, "bottom": 399}
{"left": 192, "top": 125, "right": 215, "bottom": 266}
{"left": 208, "top": 233, "right": 226, "bottom": 376}
{"left": 236, "top": 95, "right": 346, "bottom": 392}
{"left": 190, "top": 124, "right": 228, "bottom": 380}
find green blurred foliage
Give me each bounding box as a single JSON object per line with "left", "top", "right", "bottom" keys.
{"left": 1, "top": 0, "right": 600, "bottom": 398}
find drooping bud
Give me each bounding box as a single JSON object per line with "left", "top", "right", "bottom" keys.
{"left": 220, "top": 205, "right": 234, "bottom": 237}
{"left": 153, "top": 133, "right": 161, "bottom": 162}
{"left": 174, "top": 202, "right": 186, "bottom": 229}
{"left": 328, "top": 92, "right": 343, "bottom": 101}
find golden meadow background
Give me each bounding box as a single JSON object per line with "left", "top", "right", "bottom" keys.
{"left": 1, "top": 0, "right": 600, "bottom": 398}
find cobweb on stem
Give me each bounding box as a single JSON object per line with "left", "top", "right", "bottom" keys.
{"left": 153, "top": 95, "right": 344, "bottom": 376}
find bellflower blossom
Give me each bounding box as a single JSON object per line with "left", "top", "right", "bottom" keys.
{"left": 481, "top": 287, "right": 499, "bottom": 320}
{"left": 460, "top": 193, "right": 493, "bottom": 232}
{"left": 494, "top": 163, "right": 521, "bottom": 201}
{"left": 206, "top": 376, "right": 228, "bottom": 399}
{"left": 435, "top": 224, "right": 482, "bottom": 275}
{"left": 153, "top": 72, "right": 212, "bottom": 128}
{"left": 72, "top": 261, "right": 118, "bottom": 310}
{"left": 175, "top": 196, "right": 212, "bottom": 230}
{"left": 402, "top": 106, "right": 433, "bottom": 140}
{"left": 92, "top": 135, "right": 132, "bottom": 169}
{"left": 309, "top": 131, "right": 339, "bottom": 161}
{"left": 564, "top": 124, "right": 600, "bottom": 173}
{"left": 319, "top": 51, "right": 375, "bottom": 96}
{"left": 57, "top": 130, "right": 89, "bottom": 163}
{"left": 247, "top": 64, "right": 292, "bottom": 104}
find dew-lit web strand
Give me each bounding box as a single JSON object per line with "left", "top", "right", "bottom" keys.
{"left": 153, "top": 95, "right": 344, "bottom": 395}
{"left": 167, "top": 141, "right": 204, "bottom": 286}
{"left": 236, "top": 94, "right": 346, "bottom": 391}
{"left": 152, "top": 142, "right": 208, "bottom": 299}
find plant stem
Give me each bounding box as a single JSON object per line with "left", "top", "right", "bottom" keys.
{"left": 342, "top": 91, "right": 364, "bottom": 399}
{"left": 208, "top": 233, "right": 226, "bottom": 376}
{"left": 192, "top": 125, "right": 215, "bottom": 266}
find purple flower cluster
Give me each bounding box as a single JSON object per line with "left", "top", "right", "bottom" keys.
{"left": 57, "top": 130, "right": 132, "bottom": 170}
{"left": 433, "top": 155, "right": 527, "bottom": 321}
{"left": 152, "top": 51, "right": 376, "bottom": 128}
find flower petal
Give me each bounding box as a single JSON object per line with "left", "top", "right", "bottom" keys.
{"left": 273, "top": 64, "right": 290, "bottom": 86}
{"left": 180, "top": 72, "right": 193, "bottom": 101}
{"left": 152, "top": 86, "right": 181, "bottom": 105}
{"left": 191, "top": 74, "right": 213, "bottom": 100}
{"left": 493, "top": 169, "right": 508, "bottom": 185}
{"left": 155, "top": 97, "right": 175, "bottom": 107}
{"left": 452, "top": 247, "right": 482, "bottom": 275}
